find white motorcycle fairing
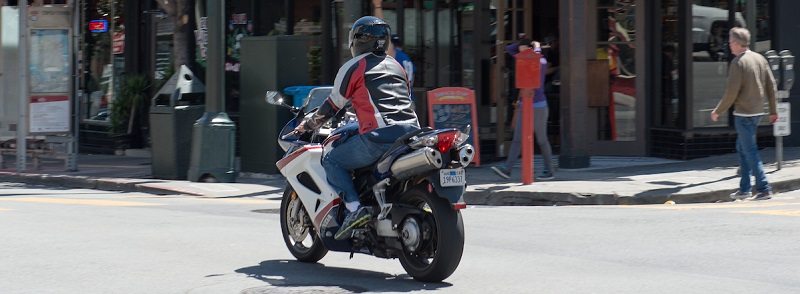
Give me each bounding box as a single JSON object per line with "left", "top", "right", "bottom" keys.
{"left": 276, "top": 145, "right": 340, "bottom": 231}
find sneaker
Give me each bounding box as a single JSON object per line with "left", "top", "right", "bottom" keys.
{"left": 490, "top": 166, "right": 511, "bottom": 179}
{"left": 335, "top": 206, "right": 372, "bottom": 240}
{"left": 729, "top": 190, "right": 752, "bottom": 200}
{"left": 749, "top": 191, "right": 773, "bottom": 201}
{"left": 537, "top": 170, "right": 554, "bottom": 180}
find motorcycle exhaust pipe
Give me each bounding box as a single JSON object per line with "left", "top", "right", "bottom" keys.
{"left": 390, "top": 147, "right": 442, "bottom": 180}
{"left": 457, "top": 144, "right": 475, "bottom": 167}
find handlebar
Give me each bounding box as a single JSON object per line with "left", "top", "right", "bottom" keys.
{"left": 281, "top": 130, "right": 302, "bottom": 140}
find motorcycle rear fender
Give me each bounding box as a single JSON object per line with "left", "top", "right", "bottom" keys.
{"left": 426, "top": 171, "right": 466, "bottom": 204}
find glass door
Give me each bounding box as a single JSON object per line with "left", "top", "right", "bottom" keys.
{"left": 596, "top": 0, "right": 637, "bottom": 141}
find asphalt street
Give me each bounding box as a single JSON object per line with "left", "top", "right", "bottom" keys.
{"left": 1, "top": 183, "right": 799, "bottom": 293}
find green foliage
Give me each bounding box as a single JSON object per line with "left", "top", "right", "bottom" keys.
{"left": 109, "top": 75, "right": 150, "bottom": 134}
{"left": 309, "top": 46, "right": 322, "bottom": 85}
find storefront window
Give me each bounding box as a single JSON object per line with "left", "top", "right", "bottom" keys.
{"left": 83, "top": 0, "right": 123, "bottom": 122}
{"left": 691, "top": 0, "right": 770, "bottom": 128}
{"left": 597, "top": 0, "right": 636, "bottom": 141}
{"left": 691, "top": 0, "right": 735, "bottom": 128}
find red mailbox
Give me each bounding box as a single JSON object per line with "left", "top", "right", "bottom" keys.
{"left": 514, "top": 49, "right": 542, "bottom": 89}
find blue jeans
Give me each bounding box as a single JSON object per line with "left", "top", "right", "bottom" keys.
{"left": 734, "top": 116, "right": 771, "bottom": 193}
{"left": 322, "top": 134, "right": 393, "bottom": 204}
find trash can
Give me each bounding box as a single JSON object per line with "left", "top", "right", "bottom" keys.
{"left": 149, "top": 65, "right": 206, "bottom": 180}
{"left": 283, "top": 85, "right": 330, "bottom": 107}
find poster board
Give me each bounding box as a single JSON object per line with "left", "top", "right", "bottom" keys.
{"left": 28, "top": 7, "right": 72, "bottom": 134}
{"left": 427, "top": 87, "right": 481, "bottom": 166}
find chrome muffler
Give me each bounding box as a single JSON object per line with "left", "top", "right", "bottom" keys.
{"left": 457, "top": 144, "right": 475, "bottom": 167}
{"left": 390, "top": 147, "right": 442, "bottom": 180}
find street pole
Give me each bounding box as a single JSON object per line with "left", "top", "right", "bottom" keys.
{"left": 68, "top": 0, "right": 80, "bottom": 172}
{"left": 187, "top": 0, "right": 237, "bottom": 182}
{"left": 18, "top": 2, "right": 28, "bottom": 173}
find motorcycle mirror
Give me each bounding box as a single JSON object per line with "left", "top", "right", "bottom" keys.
{"left": 265, "top": 91, "right": 285, "bottom": 105}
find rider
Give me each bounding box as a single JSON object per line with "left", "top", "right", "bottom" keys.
{"left": 294, "top": 16, "right": 420, "bottom": 240}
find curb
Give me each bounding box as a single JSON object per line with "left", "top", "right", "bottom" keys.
{"left": 0, "top": 172, "right": 187, "bottom": 196}
{"left": 4, "top": 171, "right": 800, "bottom": 205}
{"left": 464, "top": 177, "right": 800, "bottom": 206}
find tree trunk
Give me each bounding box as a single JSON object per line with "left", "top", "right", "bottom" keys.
{"left": 157, "top": 0, "right": 190, "bottom": 72}
{"left": 173, "top": 16, "right": 189, "bottom": 70}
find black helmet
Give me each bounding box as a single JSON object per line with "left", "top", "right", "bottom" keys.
{"left": 348, "top": 16, "right": 391, "bottom": 57}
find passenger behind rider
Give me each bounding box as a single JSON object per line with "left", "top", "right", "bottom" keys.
{"left": 294, "top": 16, "right": 420, "bottom": 240}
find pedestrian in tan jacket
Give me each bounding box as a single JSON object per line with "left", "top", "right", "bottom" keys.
{"left": 710, "top": 27, "right": 778, "bottom": 201}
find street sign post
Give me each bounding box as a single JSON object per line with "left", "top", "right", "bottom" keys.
{"left": 773, "top": 50, "right": 793, "bottom": 170}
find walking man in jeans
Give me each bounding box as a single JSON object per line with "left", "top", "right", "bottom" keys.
{"left": 711, "top": 27, "right": 778, "bottom": 201}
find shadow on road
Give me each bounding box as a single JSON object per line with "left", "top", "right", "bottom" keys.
{"left": 235, "top": 260, "right": 451, "bottom": 293}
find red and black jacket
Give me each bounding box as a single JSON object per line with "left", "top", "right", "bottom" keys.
{"left": 305, "top": 52, "right": 419, "bottom": 134}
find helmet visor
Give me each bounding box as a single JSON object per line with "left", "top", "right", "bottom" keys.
{"left": 348, "top": 24, "right": 390, "bottom": 48}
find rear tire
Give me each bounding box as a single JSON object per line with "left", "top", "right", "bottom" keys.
{"left": 280, "top": 186, "right": 328, "bottom": 262}
{"left": 398, "top": 187, "right": 464, "bottom": 282}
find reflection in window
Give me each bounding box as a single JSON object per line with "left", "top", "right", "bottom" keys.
{"left": 691, "top": 0, "right": 737, "bottom": 128}
{"left": 738, "top": 0, "right": 771, "bottom": 53}
{"left": 597, "top": 1, "right": 636, "bottom": 141}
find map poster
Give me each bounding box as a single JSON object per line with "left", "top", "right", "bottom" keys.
{"left": 29, "top": 95, "right": 70, "bottom": 133}
{"left": 29, "top": 29, "right": 70, "bottom": 93}
{"left": 28, "top": 29, "right": 71, "bottom": 134}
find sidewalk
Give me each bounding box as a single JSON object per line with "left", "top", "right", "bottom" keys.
{"left": 2, "top": 147, "right": 800, "bottom": 205}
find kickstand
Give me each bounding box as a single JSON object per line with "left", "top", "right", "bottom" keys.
{"left": 349, "top": 251, "right": 355, "bottom": 259}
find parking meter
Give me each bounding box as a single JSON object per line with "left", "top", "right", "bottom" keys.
{"left": 780, "top": 50, "right": 794, "bottom": 92}
{"left": 765, "top": 50, "right": 781, "bottom": 88}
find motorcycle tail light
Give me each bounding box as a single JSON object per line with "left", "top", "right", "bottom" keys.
{"left": 436, "top": 130, "right": 460, "bottom": 153}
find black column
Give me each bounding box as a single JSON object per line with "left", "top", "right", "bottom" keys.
{"left": 558, "top": 0, "right": 590, "bottom": 168}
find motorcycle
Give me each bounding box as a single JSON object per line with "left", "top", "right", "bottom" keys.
{"left": 265, "top": 91, "right": 475, "bottom": 282}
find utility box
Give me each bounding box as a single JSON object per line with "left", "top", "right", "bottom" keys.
{"left": 239, "top": 36, "right": 310, "bottom": 174}
{"left": 149, "top": 65, "right": 206, "bottom": 179}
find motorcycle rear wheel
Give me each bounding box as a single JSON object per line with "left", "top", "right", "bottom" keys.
{"left": 280, "top": 186, "right": 328, "bottom": 262}
{"left": 398, "top": 187, "right": 465, "bottom": 282}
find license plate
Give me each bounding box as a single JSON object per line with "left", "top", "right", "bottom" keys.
{"left": 440, "top": 169, "right": 465, "bottom": 187}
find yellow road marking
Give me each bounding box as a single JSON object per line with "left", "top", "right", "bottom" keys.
{"left": 0, "top": 197, "right": 163, "bottom": 207}
{"left": 736, "top": 210, "right": 800, "bottom": 217}
{"left": 122, "top": 196, "right": 279, "bottom": 204}
{"left": 0, "top": 207, "right": 12, "bottom": 211}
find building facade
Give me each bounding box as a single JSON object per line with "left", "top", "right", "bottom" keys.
{"left": 57, "top": 0, "right": 800, "bottom": 161}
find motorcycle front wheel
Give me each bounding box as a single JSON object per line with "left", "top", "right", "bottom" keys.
{"left": 280, "top": 185, "right": 328, "bottom": 262}
{"left": 398, "top": 187, "right": 465, "bottom": 282}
